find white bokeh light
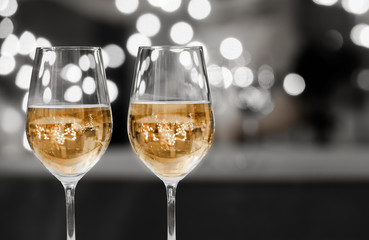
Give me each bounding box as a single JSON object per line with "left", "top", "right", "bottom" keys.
{"left": 61, "top": 64, "right": 82, "bottom": 83}
{"left": 138, "top": 80, "right": 146, "bottom": 96}
{"left": 160, "top": 0, "right": 181, "bottom": 12}
{"left": 30, "top": 37, "right": 52, "bottom": 60}
{"left": 351, "top": 24, "right": 369, "bottom": 48}
{"left": 103, "top": 44, "right": 125, "bottom": 68}
{"left": 258, "top": 65, "right": 275, "bottom": 89}
{"left": 222, "top": 67, "right": 233, "bottom": 88}
{"left": 357, "top": 69, "right": 369, "bottom": 91}
{"left": 170, "top": 22, "right": 193, "bottom": 44}
{"left": 342, "top": 0, "right": 369, "bottom": 15}
{"left": 79, "top": 55, "right": 90, "bottom": 71}
{"left": 43, "top": 87, "right": 52, "bottom": 103}
{"left": 233, "top": 67, "right": 253, "bottom": 88}
{"left": 283, "top": 73, "right": 306, "bottom": 96}
{"left": 1, "top": 107, "right": 22, "bottom": 134}
{"left": 0, "top": 17, "right": 13, "bottom": 39}
{"left": 64, "top": 86, "right": 83, "bottom": 102}
{"left": 351, "top": 24, "right": 367, "bottom": 46}
{"left": 82, "top": 76, "right": 96, "bottom": 95}
{"left": 207, "top": 64, "right": 223, "bottom": 87}
{"left": 0, "top": 55, "right": 15, "bottom": 75}
{"left": 107, "top": 80, "right": 119, "bottom": 102}
{"left": 0, "top": 0, "right": 17, "bottom": 17}
{"left": 179, "top": 51, "right": 192, "bottom": 68}
{"left": 220, "top": 37, "right": 243, "bottom": 60}
{"left": 42, "top": 69, "right": 50, "bottom": 86}
{"left": 312, "top": 0, "right": 338, "bottom": 6}
{"left": 15, "top": 65, "right": 32, "bottom": 89}
{"left": 115, "top": 0, "right": 139, "bottom": 14}
{"left": 1, "top": 33, "right": 19, "bottom": 56}
{"left": 0, "top": 0, "right": 9, "bottom": 11}
{"left": 136, "top": 13, "right": 161, "bottom": 37}
{"left": 188, "top": 0, "right": 211, "bottom": 20}
{"left": 127, "top": 33, "right": 151, "bottom": 56}
{"left": 18, "top": 31, "right": 36, "bottom": 55}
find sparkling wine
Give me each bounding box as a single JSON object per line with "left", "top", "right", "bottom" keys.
{"left": 26, "top": 105, "right": 112, "bottom": 176}
{"left": 128, "top": 102, "right": 214, "bottom": 179}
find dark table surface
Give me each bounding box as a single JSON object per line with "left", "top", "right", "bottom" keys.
{"left": 1, "top": 143, "right": 369, "bottom": 240}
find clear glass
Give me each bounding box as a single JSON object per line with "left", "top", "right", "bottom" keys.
{"left": 128, "top": 46, "right": 215, "bottom": 240}
{"left": 26, "top": 46, "right": 113, "bottom": 240}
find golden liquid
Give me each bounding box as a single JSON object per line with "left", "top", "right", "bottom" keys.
{"left": 128, "top": 102, "right": 214, "bottom": 179}
{"left": 26, "top": 105, "right": 112, "bottom": 176}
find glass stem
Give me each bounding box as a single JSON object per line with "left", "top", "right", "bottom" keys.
{"left": 63, "top": 182, "right": 77, "bottom": 240}
{"left": 165, "top": 182, "right": 178, "bottom": 240}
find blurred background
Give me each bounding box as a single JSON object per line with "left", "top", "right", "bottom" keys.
{"left": 2, "top": 0, "right": 369, "bottom": 239}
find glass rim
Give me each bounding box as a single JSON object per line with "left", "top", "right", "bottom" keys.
{"left": 36, "top": 46, "right": 102, "bottom": 51}
{"left": 138, "top": 45, "right": 203, "bottom": 51}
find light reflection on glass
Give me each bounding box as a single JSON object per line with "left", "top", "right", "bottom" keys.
{"left": 0, "top": 55, "right": 15, "bottom": 75}
{"left": 22, "top": 92, "right": 28, "bottom": 112}
{"left": 283, "top": 73, "right": 306, "bottom": 96}
{"left": 342, "top": 0, "right": 369, "bottom": 15}
{"left": 64, "top": 85, "right": 83, "bottom": 102}
{"left": 220, "top": 37, "right": 243, "bottom": 60}
{"left": 101, "top": 49, "right": 109, "bottom": 69}
{"left": 170, "top": 22, "right": 194, "bottom": 44}
{"left": 136, "top": 13, "right": 161, "bottom": 37}
{"left": 107, "top": 79, "right": 119, "bottom": 102}
{"left": 15, "top": 65, "right": 32, "bottom": 89}
{"left": 23, "top": 131, "right": 32, "bottom": 151}
{"left": 115, "top": 0, "right": 139, "bottom": 14}
{"left": 188, "top": 0, "right": 211, "bottom": 20}
{"left": 127, "top": 33, "right": 151, "bottom": 56}
{"left": 0, "top": 17, "right": 13, "bottom": 39}
{"left": 103, "top": 44, "right": 125, "bottom": 68}
{"left": 18, "top": 31, "right": 36, "bottom": 55}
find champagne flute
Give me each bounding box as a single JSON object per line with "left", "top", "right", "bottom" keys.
{"left": 128, "top": 46, "right": 214, "bottom": 240}
{"left": 26, "top": 46, "right": 113, "bottom": 240}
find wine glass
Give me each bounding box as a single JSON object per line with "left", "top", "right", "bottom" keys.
{"left": 26, "top": 46, "right": 113, "bottom": 240}
{"left": 128, "top": 46, "right": 214, "bottom": 240}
